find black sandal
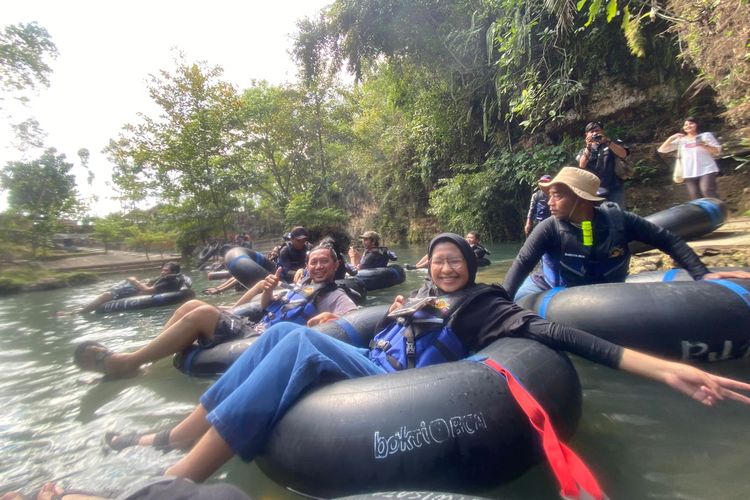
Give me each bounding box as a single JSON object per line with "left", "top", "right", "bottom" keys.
{"left": 104, "top": 428, "right": 172, "bottom": 451}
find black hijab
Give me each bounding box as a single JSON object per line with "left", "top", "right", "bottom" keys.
{"left": 427, "top": 232, "right": 478, "bottom": 287}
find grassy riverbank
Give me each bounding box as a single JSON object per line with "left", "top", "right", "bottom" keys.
{"left": 0, "top": 266, "right": 98, "bottom": 295}
{"left": 0, "top": 247, "right": 180, "bottom": 295}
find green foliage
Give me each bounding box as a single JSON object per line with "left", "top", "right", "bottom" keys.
{"left": 0, "top": 22, "right": 58, "bottom": 100}
{"left": 0, "top": 276, "right": 24, "bottom": 295}
{"left": 285, "top": 191, "right": 348, "bottom": 234}
{"left": 621, "top": 6, "right": 645, "bottom": 58}
{"left": 667, "top": 0, "right": 750, "bottom": 125}
{"left": 91, "top": 214, "right": 130, "bottom": 253}
{"left": 105, "top": 53, "right": 359, "bottom": 247}
{"left": 240, "top": 81, "right": 337, "bottom": 205}
{"left": 429, "top": 145, "right": 570, "bottom": 241}
{"left": 0, "top": 268, "right": 97, "bottom": 296}
{"left": 1, "top": 22, "right": 58, "bottom": 150}
{"left": 125, "top": 226, "right": 176, "bottom": 260}
{"left": 0, "top": 212, "right": 31, "bottom": 259}
{"left": 283, "top": 0, "right": 695, "bottom": 241}
{"left": 629, "top": 159, "right": 660, "bottom": 184}
{"left": 105, "top": 57, "right": 247, "bottom": 237}
{"left": 98, "top": 0, "right": 729, "bottom": 247}
{"left": 0, "top": 148, "right": 81, "bottom": 255}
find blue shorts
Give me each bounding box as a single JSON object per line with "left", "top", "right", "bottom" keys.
{"left": 109, "top": 281, "right": 139, "bottom": 300}
{"left": 198, "top": 312, "right": 255, "bottom": 349}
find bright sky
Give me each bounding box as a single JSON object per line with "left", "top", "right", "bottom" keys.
{"left": 1, "top": 0, "right": 333, "bottom": 216}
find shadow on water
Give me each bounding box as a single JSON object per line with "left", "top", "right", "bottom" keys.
{"left": 1, "top": 243, "right": 749, "bottom": 499}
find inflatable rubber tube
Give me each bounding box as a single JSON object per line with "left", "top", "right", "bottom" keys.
{"left": 207, "top": 270, "right": 231, "bottom": 281}
{"left": 477, "top": 257, "right": 491, "bottom": 267}
{"left": 629, "top": 197, "right": 727, "bottom": 254}
{"left": 335, "top": 278, "right": 368, "bottom": 306}
{"left": 336, "top": 493, "right": 494, "bottom": 500}
{"left": 517, "top": 279, "right": 750, "bottom": 362}
{"left": 239, "top": 248, "right": 278, "bottom": 274}
{"left": 95, "top": 288, "right": 196, "bottom": 314}
{"left": 228, "top": 301, "right": 266, "bottom": 322}
{"left": 173, "top": 305, "right": 390, "bottom": 377}
{"left": 345, "top": 265, "right": 406, "bottom": 291}
{"left": 625, "top": 267, "right": 750, "bottom": 283}
{"left": 256, "top": 336, "right": 581, "bottom": 497}
{"left": 196, "top": 242, "right": 221, "bottom": 268}
{"left": 224, "top": 247, "right": 273, "bottom": 287}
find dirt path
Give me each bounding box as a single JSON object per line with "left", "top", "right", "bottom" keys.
{"left": 687, "top": 216, "right": 750, "bottom": 248}
{"left": 42, "top": 248, "right": 182, "bottom": 274}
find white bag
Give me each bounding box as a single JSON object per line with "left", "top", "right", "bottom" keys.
{"left": 672, "top": 156, "right": 684, "bottom": 184}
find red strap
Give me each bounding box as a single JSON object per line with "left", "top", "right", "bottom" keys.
{"left": 483, "top": 358, "right": 606, "bottom": 500}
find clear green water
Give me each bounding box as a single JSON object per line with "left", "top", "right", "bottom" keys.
{"left": 1, "top": 243, "right": 749, "bottom": 499}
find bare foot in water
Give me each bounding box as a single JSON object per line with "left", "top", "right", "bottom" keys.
{"left": 1, "top": 483, "right": 107, "bottom": 500}
{"left": 37, "top": 483, "right": 107, "bottom": 500}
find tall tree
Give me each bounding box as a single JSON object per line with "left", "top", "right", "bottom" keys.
{"left": 1, "top": 22, "right": 58, "bottom": 149}
{"left": 239, "top": 82, "right": 312, "bottom": 203}
{"left": 292, "top": 0, "right": 691, "bottom": 240}
{"left": 0, "top": 148, "right": 79, "bottom": 254}
{"left": 105, "top": 57, "right": 248, "bottom": 239}
{"left": 0, "top": 22, "right": 57, "bottom": 105}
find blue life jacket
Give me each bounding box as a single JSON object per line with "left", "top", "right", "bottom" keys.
{"left": 543, "top": 202, "right": 629, "bottom": 288}
{"left": 368, "top": 284, "right": 502, "bottom": 372}
{"left": 260, "top": 282, "right": 336, "bottom": 328}
{"left": 532, "top": 191, "right": 551, "bottom": 222}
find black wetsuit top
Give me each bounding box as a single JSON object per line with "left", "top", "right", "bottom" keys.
{"left": 401, "top": 282, "right": 623, "bottom": 368}
{"left": 471, "top": 244, "right": 489, "bottom": 260}
{"left": 278, "top": 243, "right": 309, "bottom": 274}
{"left": 359, "top": 248, "right": 391, "bottom": 269}
{"left": 503, "top": 206, "right": 710, "bottom": 298}
{"left": 577, "top": 139, "right": 629, "bottom": 192}
{"left": 147, "top": 274, "right": 184, "bottom": 293}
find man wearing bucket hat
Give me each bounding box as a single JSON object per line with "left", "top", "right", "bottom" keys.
{"left": 503, "top": 167, "right": 750, "bottom": 301}
{"left": 348, "top": 230, "right": 397, "bottom": 270}
{"left": 524, "top": 174, "right": 553, "bottom": 237}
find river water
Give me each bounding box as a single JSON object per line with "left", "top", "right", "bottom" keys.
{"left": 1, "top": 243, "right": 749, "bottom": 499}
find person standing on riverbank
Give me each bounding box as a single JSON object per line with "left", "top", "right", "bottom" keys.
{"left": 577, "top": 121, "right": 629, "bottom": 207}
{"left": 658, "top": 117, "right": 722, "bottom": 200}
{"left": 525, "top": 174, "right": 552, "bottom": 237}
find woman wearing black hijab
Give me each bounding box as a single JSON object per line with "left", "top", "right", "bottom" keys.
{"left": 105, "top": 233, "right": 750, "bottom": 483}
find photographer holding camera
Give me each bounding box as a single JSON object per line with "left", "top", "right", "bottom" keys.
{"left": 577, "top": 121, "right": 629, "bottom": 207}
